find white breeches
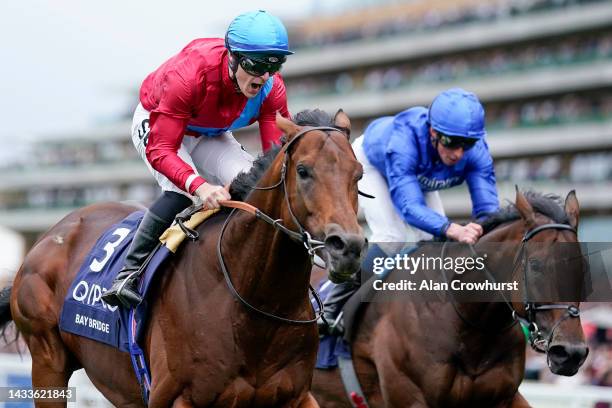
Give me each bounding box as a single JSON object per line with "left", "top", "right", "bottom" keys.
{"left": 131, "top": 103, "right": 254, "bottom": 200}
{"left": 352, "top": 135, "right": 445, "bottom": 242}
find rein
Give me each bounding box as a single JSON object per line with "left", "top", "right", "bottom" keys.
{"left": 443, "top": 222, "right": 580, "bottom": 353}
{"left": 214, "top": 126, "right": 346, "bottom": 325}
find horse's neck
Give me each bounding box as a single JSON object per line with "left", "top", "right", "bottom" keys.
{"left": 438, "top": 232, "right": 525, "bottom": 373}
{"left": 453, "top": 225, "right": 523, "bottom": 336}
{"left": 222, "top": 176, "right": 312, "bottom": 310}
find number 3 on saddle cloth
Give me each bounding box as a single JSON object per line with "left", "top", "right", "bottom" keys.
{"left": 58, "top": 209, "right": 214, "bottom": 401}
{"left": 59, "top": 211, "right": 161, "bottom": 348}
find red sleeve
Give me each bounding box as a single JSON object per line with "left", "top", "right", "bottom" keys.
{"left": 145, "top": 69, "right": 206, "bottom": 194}
{"left": 258, "top": 74, "right": 291, "bottom": 152}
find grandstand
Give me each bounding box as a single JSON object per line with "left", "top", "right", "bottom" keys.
{"left": 0, "top": 0, "right": 611, "bottom": 404}
{"left": 1, "top": 0, "right": 610, "bottom": 244}
{"left": 284, "top": 0, "right": 612, "bottom": 241}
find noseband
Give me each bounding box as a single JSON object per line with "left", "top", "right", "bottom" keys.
{"left": 216, "top": 126, "right": 349, "bottom": 325}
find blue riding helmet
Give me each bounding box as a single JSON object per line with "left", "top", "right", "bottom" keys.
{"left": 428, "top": 88, "right": 486, "bottom": 139}
{"left": 225, "top": 10, "right": 293, "bottom": 55}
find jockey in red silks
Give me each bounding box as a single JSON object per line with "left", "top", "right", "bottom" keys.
{"left": 102, "top": 10, "right": 293, "bottom": 308}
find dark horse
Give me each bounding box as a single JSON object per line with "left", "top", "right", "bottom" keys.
{"left": 312, "top": 189, "right": 588, "bottom": 407}
{"left": 0, "top": 109, "right": 367, "bottom": 407}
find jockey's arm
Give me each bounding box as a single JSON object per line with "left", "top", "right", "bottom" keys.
{"left": 145, "top": 69, "right": 208, "bottom": 196}
{"left": 465, "top": 142, "right": 500, "bottom": 220}
{"left": 146, "top": 113, "right": 229, "bottom": 208}
{"left": 258, "top": 74, "right": 290, "bottom": 152}
{"left": 385, "top": 139, "right": 450, "bottom": 238}
{"left": 146, "top": 112, "right": 206, "bottom": 195}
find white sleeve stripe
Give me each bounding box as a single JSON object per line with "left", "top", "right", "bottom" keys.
{"left": 185, "top": 174, "right": 198, "bottom": 192}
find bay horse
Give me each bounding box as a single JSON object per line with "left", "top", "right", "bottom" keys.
{"left": 312, "top": 189, "right": 588, "bottom": 407}
{"left": 0, "top": 109, "right": 367, "bottom": 407}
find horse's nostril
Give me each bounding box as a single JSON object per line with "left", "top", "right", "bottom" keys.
{"left": 346, "top": 236, "right": 367, "bottom": 257}
{"left": 325, "top": 235, "right": 346, "bottom": 253}
{"left": 549, "top": 343, "right": 588, "bottom": 364}
{"left": 549, "top": 344, "right": 569, "bottom": 360}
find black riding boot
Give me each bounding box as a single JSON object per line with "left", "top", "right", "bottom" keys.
{"left": 317, "top": 243, "right": 386, "bottom": 336}
{"left": 101, "top": 210, "right": 169, "bottom": 308}
{"left": 317, "top": 278, "right": 360, "bottom": 336}
{"left": 102, "top": 192, "right": 192, "bottom": 308}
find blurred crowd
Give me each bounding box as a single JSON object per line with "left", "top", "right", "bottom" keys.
{"left": 32, "top": 139, "right": 136, "bottom": 168}
{"left": 0, "top": 4, "right": 609, "bottom": 215}
{"left": 0, "top": 183, "right": 157, "bottom": 211}
{"left": 0, "top": 137, "right": 158, "bottom": 209}
{"left": 486, "top": 93, "right": 612, "bottom": 129}
{"left": 0, "top": 148, "right": 609, "bottom": 211}
{"left": 495, "top": 152, "right": 612, "bottom": 184}
{"left": 20, "top": 184, "right": 158, "bottom": 210}
{"left": 290, "top": 0, "right": 606, "bottom": 49}
{"left": 1, "top": 95, "right": 612, "bottom": 211}
{"left": 287, "top": 31, "right": 612, "bottom": 101}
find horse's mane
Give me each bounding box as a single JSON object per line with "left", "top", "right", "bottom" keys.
{"left": 229, "top": 145, "right": 281, "bottom": 202}
{"left": 481, "top": 190, "right": 569, "bottom": 234}
{"left": 291, "top": 109, "right": 335, "bottom": 128}
{"left": 229, "top": 109, "right": 336, "bottom": 201}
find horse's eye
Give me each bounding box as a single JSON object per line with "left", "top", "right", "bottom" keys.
{"left": 296, "top": 164, "right": 311, "bottom": 179}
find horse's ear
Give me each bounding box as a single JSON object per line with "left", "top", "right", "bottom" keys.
{"left": 564, "top": 190, "right": 580, "bottom": 230}
{"left": 276, "top": 112, "right": 301, "bottom": 140}
{"left": 333, "top": 109, "right": 351, "bottom": 138}
{"left": 515, "top": 186, "right": 536, "bottom": 228}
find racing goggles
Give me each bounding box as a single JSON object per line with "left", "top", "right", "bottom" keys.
{"left": 237, "top": 53, "right": 286, "bottom": 77}
{"left": 437, "top": 133, "right": 478, "bottom": 151}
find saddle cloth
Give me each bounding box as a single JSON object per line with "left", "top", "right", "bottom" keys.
{"left": 59, "top": 208, "right": 217, "bottom": 351}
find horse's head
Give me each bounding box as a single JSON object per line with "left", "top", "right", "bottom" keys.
{"left": 272, "top": 109, "right": 367, "bottom": 283}
{"left": 505, "top": 189, "right": 588, "bottom": 376}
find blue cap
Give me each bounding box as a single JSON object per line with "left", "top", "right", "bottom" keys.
{"left": 428, "top": 88, "right": 486, "bottom": 139}
{"left": 225, "top": 10, "right": 293, "bottom": 55}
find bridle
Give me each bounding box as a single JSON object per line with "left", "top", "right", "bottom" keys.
{"left": 215, "top": 125, "right": 351, "bottom": 325}
{"left": 512, "top": 222, "right": 580, "bottom": 353}
{"left": 443, "top": 221, "right": 580, "bottom": 353}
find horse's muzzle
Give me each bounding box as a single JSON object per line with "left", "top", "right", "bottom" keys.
{"left": 323, "top": 225, "right": 367, "bottom": 283}
{"left": 547, "top": 342, "right": 589, "bottom": 376}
